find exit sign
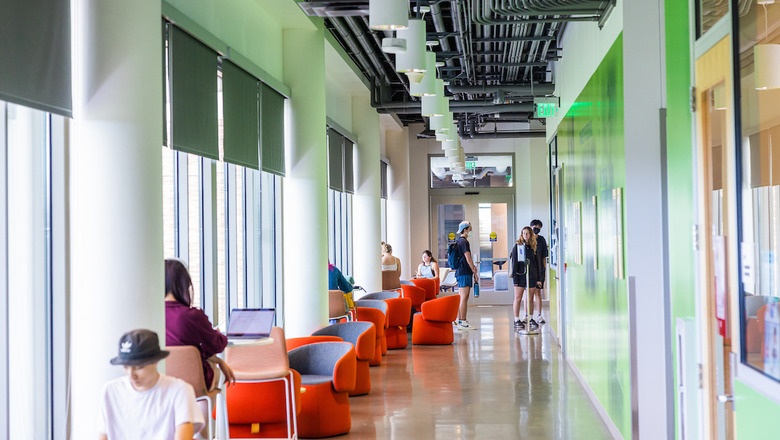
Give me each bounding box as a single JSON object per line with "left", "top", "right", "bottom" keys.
{"left": 465, "top": 161, "right": 477, "bottom": 169}
{"left": 536, "top": 102, "right": 558, "bottom": 118}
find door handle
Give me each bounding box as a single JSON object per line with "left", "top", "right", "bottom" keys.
{"left": 717, "top": 394, "right": 733, "bottom": 403}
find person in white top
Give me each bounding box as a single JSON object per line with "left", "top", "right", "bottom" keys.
{"left": 97, "top": 329, "right": 204, "bottom": 440}
{"left": 380, "top": 241, "right": 402, "bottom": 273}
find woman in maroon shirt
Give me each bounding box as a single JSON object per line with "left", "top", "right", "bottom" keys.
{"left": 165, "top": 259, "right": 235, "bottom": 389}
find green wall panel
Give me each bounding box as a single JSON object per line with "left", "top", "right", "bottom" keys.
{"left": 557, "top": 34, "right": 630, "bottom": 438}
{"left": 735, "top": 380, "right": 780, "bottom": 437}
{"left": 664, "top": 1, "right": 695, "bottom": 438}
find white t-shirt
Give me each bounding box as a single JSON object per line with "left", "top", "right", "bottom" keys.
{"left": 97, "top": 374, "right": 204, "bottom": 440}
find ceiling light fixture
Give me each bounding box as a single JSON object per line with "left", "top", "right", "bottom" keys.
{"left": 421, "top": 78, "right": 445, "bottom": 116}
{"left": 410, "top": 52, "right": 437, "bottom": 96}
{"left": 395, "top": 19, "right": 427, "bottom": 83}
{"left": 370, "top": 0, "right": 409, "bottom": 30}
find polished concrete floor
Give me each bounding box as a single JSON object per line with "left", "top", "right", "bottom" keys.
{"left": 343, "top": 305, "right": 613, "bottom": 440}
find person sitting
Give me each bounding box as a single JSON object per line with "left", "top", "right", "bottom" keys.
{"left": 381, "top": 242, "right": 402, "bottom": 290}
{"left": 164, "top": 259, "right": 234, "bottom": 391}
{"left": 415, "top": 250, "right": 439, "bottom": 279}
{"left": 98, "top": 329, "right": 204, "bottom": 440}
{"left": 328, "top": 261, "right": 353, "bottom": 293}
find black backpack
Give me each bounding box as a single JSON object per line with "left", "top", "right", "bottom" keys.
{"left": 447, "top": 239, "right": 463, "bottom": 269}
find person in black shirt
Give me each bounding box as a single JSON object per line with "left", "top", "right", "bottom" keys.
{"left": 454, "top": 220, "right": 478, "bottom": 330}
{"left": 508, "top": 226, "right": 545, "bottom": 330}
{"left": 530, "top": 219, "right": 548, "bottom": 324}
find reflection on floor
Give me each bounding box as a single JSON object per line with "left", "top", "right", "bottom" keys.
{"left": 342, "top": 305, "right": 612, "bottom": 439}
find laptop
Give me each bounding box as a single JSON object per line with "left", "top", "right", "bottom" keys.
{"left": 226, "top": 308, "right": 275, "bottom": 339}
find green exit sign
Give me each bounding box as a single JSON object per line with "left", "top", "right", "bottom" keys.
{"left": 536, "top": 102, "right": 558, "bottom": 118}
{"left": 465, "top": 161, "right": 477, "bottom": 169}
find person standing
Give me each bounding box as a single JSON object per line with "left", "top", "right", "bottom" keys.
{"left": 454, "top": 221, "right": 478, "bottom": 330}
{"left": 508, "top": 226, "right": 545, "bottom": 330}
{"left": 530, "top": 219, "right": 548, "bottom": 324}
{"left": 97, "top": 329, "right": 204, "bottom": 440}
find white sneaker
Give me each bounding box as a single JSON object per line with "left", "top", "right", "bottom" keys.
{"left": 458, "top": 320, "right": 476, "bottom": 330}
{"left": 537, "top": 315, "right": 545, "bottom": 324}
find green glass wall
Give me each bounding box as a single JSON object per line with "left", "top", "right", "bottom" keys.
{"left": 557, "top": 34, "right": 630, "bottom": 438}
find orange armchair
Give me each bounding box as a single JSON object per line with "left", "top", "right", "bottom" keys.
{"left": 288, "top": 342, "right": 357, "bottom": 438}
{"left": 411, "top": 278, "right": 438, "bottom": 302}
{"left": 312, "top": 322, "right": 376, "bottom": 396}
{"left": 400, "top": 284, "right": 426, "bottom": 310}
{"left": 361, "top": 292, "right": 412, "bottom": 349}
{"left": 355, "top": 299, "right": 388, "bottom": 365}
{"left": 412, "top": 295, "right": 460, "bottom": 345}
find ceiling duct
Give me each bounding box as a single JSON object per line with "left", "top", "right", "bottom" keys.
{"left": 299, "top": 0, "right": 369, "bottom": 17}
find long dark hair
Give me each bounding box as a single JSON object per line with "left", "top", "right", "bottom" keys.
{"left": 165, "top": 259, "right": 192, "bottom": 307}
{"left": 422, "top": 250, "right": 437, "bottom": 263}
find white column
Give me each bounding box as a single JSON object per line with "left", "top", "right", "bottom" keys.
{"left": 282, "top": 27, "right": 329, "bottom": 337}
{"left": 386, "top": 127, "right": 412, "bottom": 280}
{"left": 623, "top": 0, "right": 673, "bottom": 438}
{"left": 351, "top": 96, "right": 382, "bottom": 292}
{"left": 69, "top": 1, "right": 164, "bottom": 438}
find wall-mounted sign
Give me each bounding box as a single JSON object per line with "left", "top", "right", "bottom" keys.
{"left": 448, "top": 232, "right": 456, "bottom": 242}
{"left": 489, "top": 232, "right": 497, "bottom": 242}
{"left": 536, "top": 102, "right": 558, "bottom": 118}
{"left": 465, "top": 160, "right": 477, "bottom": 169}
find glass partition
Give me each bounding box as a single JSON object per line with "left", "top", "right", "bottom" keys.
{"left": 737, "top": 1, "right": 780, "bottom": 380}
{"left": 430, "top": 155, "right": 513, "bottom": 188}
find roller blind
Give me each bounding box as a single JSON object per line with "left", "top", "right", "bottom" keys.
{"left": 328, "top": 128, "right": 344, "bottom": 192}
{"left": 344, "top": 139, "right": 354, "bottom": 194}
{"left": 261, "top": 84, "right": 286, "bottom": 176}
{"left": 380, "top": 161, "right": 388, "bottom": 199}
{"left": 169, "top": 26, "right": 219, "bottom": 160}
{"left": 0, "top": 0, "right": 72, "bottom": 116}
{"left": 222, "top": 60, "right": 260, "bottom": 170}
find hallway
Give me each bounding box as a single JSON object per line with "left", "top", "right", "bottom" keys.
{"left": 344, "top": 305, "right": 612, "bottom": 439}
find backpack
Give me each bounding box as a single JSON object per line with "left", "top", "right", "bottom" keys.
{"left": 447, "top": 238, "right": 463, "bottom": 269}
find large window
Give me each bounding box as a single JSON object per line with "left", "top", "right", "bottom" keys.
{"left": 327, "top": 128, "right": 354, "bottom": 277}
{"left": 162, "top": 22, "right": 285, "bottom": 327}
{"left": 2, "top": 101, "right": 64, "bottom": 439}
{"left": 737, "top": 2, "right": 780, "bottom": 381}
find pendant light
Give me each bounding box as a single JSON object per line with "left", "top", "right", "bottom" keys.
{"left": 370, "top": 0, "right": 409, "bottom": 30}
{"left": 755, "top": 44, "right": 780, "bottom": 90}
{"left": 395, "top": 19, "right": 427, "bottom": 83}
{"left": 410, "top": 52, "right": 437, "bottom": 96}
{"left": 430, "top": 111, "right": 452, "bottom": 131}
{"left": 421, "top": 79, "right": 445, "bottom": 116}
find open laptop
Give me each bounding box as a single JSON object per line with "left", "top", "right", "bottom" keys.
{"left": 225, "top": 308, "right": 275, "bottom": 339}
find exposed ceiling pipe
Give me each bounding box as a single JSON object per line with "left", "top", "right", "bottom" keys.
{"left": 448, "top": 82, "right": 554, "bottom": 94}
{"left": 468, "top": 130, "right": 546, "bottom": 138}
{"left": 342, "top": 17, "right": 395, "bottom": 86}
{"left": 375, "top": 102, "right": 534, "bottom": 113}
{"left": 329, "top": 18, "right": 384, "bottom": 84}
{"left": 359, "top": 16, "right": 412, "bottom": 94}
{"left": 449, "top": 0, "right": 474, "bottom": 82}
{"left": 429, "top": 2, "right": 457, "bottom": 70}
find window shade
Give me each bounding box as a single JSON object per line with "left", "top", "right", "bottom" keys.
{"left": 222, "top": 60, "right": 260, "bottom": 170}
{"left": 169, "top": 26, "right": 219, "bottom": 160}
{"left": 380, "top": 161, "right": 388, "bottom": 199}
{"left": 0, "top": 0, "right": 72, "bottom": 116}
{"left": 344, "top": 139, "right": 355, "bottom": 194}
{"left": 328, "top": 128, "right": 344, "bottom": 192}
{"left": 261, "top": 84, "right": 286, "bottom": 176}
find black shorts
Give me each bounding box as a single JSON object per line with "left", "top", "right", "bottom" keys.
{"left": 513, "top": 275, "right": 540, "bottom": 288}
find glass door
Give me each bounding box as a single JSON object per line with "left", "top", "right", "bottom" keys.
{"left": 430, "top": 194, "right": 514, "bottom": 305}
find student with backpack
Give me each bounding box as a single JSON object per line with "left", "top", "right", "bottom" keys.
{"left": 449, "top": 220, "right": 478, "bottom": 330}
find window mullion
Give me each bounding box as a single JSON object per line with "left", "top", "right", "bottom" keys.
{"left": 201, "top": 158, "right": 218, "bottom": 324}
{"left": 226, "top": 163, "right": 238, "bottom": 321}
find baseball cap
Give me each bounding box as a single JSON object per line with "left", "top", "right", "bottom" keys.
{"left": 457, "top": 221, "right": 471, "bottom": 234}
{"left": 110, "top": 329, "right": 170, "bottom": 366}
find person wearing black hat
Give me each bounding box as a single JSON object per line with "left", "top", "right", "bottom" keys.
{"left": 97, "top": 329, "right": 204, "bottom": 440}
